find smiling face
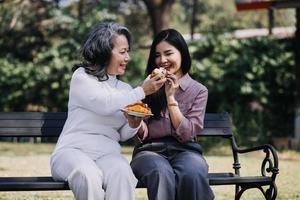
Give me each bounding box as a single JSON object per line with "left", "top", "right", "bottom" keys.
{"left": 155, "top": 41, "right": 183, "bottom": 78}
{"left": 107, "top": 34, "right": 130, "bottom": 76}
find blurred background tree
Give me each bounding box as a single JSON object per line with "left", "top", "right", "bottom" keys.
{"left": 0, "top": 0, "right": 296, "bottom": 145}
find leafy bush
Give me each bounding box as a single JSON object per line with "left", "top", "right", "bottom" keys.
{"left": 190, "top": 36, "right": 295, "bottom": 144}
{"left": 0, "top": 57, "right": 71, "bottom": 112}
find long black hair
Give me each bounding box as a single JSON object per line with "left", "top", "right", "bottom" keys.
{"left": 144, "top": 29, "right": 191, "bottom": 118}
{"left": 72, "top": 22, "right": 131, "bottom": 81}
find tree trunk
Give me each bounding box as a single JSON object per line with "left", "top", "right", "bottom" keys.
{"left": 296, "top": 8, "right": 300, "bottom": 104}
{"left": 295, "top": 8, "right": 300, "bottom": 138}
{"left": 190, "top": 0, "right": 198, "bottom": 40}
{"left": 295, "top": 8, "right": 300, "bottom": 99}
{"left": 142, "top": 0, "right": 175, "bottom": 36}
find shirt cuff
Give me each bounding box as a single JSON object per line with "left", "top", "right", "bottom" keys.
{"left": 134, "top": 86, "right": 145, "bottom": 100}
{"left": 129, "top": 122, "right": 142, "bottom": 132}
{"left": 174, "top": 117, "right": 194, "bottom": 143}
{"left": 137, "top": 122, "right": 148, "bottom": 141}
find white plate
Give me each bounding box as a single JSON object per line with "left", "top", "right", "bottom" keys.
{"left": 121, "top": 108, "right": 153, "bottom": 117}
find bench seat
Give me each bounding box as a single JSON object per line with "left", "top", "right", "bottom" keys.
{"left": 0, "top": 173, "right": 273, "bottom": 191}
{"left": 0, "top": 177, "right": 69, "bottom": 191}
{"left": 0, "top": 112, "right": 279, "bottom": 199}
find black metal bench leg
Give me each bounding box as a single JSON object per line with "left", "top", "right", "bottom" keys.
{"left": 234, "top": 185, "right": 246, "bottom": 200}
{"left": 265, "top": 183, "right": 277, "bottom": 200}
{"left": 235, "top": 184, "right": 277, "bottom": 200}
{"left": 257, "top": 183, "right": 278, "bottom": 200}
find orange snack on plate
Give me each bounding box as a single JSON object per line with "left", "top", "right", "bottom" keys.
{"left": 126, "top": 101, "right": 152, "bottom": 115}
{"left": 150, "top": 67, "right": 168, "bottom": 79}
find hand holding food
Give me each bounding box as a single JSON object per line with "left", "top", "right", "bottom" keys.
{"left": 165, "top": 73, "right": 179, "bottom": 98}
{"left": 150, "top": 67, "right": 169, "bottom": 79}
{"left": 122, "top": 101, "right": 153, "bottom": 118}
{"left": 122, "top": 102, "right": 152, "bottom": 128}
{"left": 141, "top": 71, "right": 167, "bottom": 95}
{"left": 123, "top": 112, "right": 143, "bottom": 128}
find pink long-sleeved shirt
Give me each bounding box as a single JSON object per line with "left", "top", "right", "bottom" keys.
{"left": 144, "top": 73, "right": 208, "bottom": 143}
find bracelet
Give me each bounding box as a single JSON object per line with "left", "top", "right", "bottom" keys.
{"left": 168, "top": 102, "right": 178, "bottom": 107}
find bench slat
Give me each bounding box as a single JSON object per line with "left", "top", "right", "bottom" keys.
{"left": 202, "top": 113, "right": 229, "bottom": 120}
{"left": 0, "top": 113, "right": 230, "bottom": 126}
{"left": 200, "top": 128, "right": 232, "bottom": 137}
{"left": 208, "top": 176, "right": 273, "bottom": 186}
{"left": 0, "top": 128, "right": 232, "bottom": 137}
{"left": 0, "top": 112, "right": 229, "bottom": 121}
{"left": 0, "top": 177, "right": 69, "bottom": 191}
{"left": 0, "top": 174, "right": 273, "bottom": 191}
{"left": 0, "top": 120, "right": 66, "bottom": 127}
{"left": 0, "top": 112, "right": 67, "bottom": 120}
{"left": 203, "top": 121, "right": 230, "bottom": 128}
{"left": 0, "top": 112, "right": 232, "bottom": 137}
{"left": 0, "top": 120, "right": 230, "bottom": 128}
{"left": 0, "top": 128, "right": 63, "bottom": 137}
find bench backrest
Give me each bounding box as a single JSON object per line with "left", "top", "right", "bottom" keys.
{"left": 0, "top": 112, "right": 232, "bottom": 137}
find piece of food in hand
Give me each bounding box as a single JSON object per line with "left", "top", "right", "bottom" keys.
{"left": 126, "top": 101, "right": 152, "bottom": 115}
{"left": 150, "top": 67, "right": 168, "bottom": 79}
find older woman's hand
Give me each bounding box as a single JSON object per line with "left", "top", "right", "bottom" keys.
{"left": 123, "top": 112, "right": 143, "bottom": 128}
{"left": 141, "top": 75, "right": 166, "bottom": 95}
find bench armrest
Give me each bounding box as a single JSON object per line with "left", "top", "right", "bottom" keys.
{"left": 233, "top": 142, "right": 279, "bottom": 179}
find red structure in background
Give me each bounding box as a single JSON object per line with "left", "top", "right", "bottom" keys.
{"left": 236, "top": 0, "right": 300, "bottom": 11}
{"left": 235, "top": 0, "right": 300, "bottom": 147}
{"left": 235, "top": 0, "right": 274, "bottom": 11}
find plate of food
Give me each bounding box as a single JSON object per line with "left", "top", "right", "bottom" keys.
{"left": 121, "top": 101, "right": 153, "bottom": 117}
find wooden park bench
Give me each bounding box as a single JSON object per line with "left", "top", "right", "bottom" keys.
{"left": 0, "top": 112, "right": 279, "bottom": 199}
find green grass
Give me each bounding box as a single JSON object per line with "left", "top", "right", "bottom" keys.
{"left": 0, "top": 142, "right": 299, "bottom": 200}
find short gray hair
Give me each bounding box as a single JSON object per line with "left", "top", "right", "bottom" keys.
{"left": 73, "top": 22, "right": 131, "bottom": 81}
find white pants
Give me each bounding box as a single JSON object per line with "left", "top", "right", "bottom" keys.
{"left": 50, "top": 148, "right": 137, "bottom": 200}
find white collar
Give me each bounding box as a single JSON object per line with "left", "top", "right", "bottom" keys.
{"left": 107, "top": 74, "right": 118, "bottom": 88}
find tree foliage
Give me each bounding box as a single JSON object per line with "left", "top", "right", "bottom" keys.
{"left": 0, "top": 0, "right": 296, "bottom": 143}
{"left": 190, "top": 36, "right": 295, "bottom": 142}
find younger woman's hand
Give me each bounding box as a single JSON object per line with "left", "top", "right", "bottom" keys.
{"left": 165, "top": 74, "right": 179, "bottom": 98}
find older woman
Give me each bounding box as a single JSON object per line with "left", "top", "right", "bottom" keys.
{"left": 50, "top": 22, "right": 165, "bottom": 200}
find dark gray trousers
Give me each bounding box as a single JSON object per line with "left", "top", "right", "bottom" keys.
{"left": 130, "top": 139, "right": 214, "bottom": 200}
